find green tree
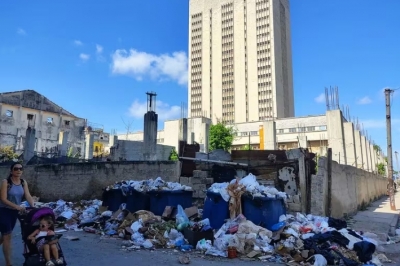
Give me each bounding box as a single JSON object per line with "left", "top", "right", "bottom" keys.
{"left": 209, "top": 122, "right": 236, "bottom": 151}
{"left": 67, "top": 147, "right": 74, "bottom": 157}
{"left": 168, "top": 148, "right": 179, "bottom": 161}
{"left": 377, "top": 162, "right": 386, "bottom": 176}
{"left": 242, "top": 144, "right": 252, "bottom": 151}
{"left": 373, "top": 144, "right": 381, "bottom": 152}
{"left": 0, "top": 146, "right": 19, "bottom": 161}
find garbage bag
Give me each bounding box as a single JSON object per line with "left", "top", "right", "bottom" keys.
{"left": 353, "top": 241, "right": 376, "bottom": 263}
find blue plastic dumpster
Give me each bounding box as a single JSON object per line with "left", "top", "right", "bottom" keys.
{"left": 148, "top": 190, "right": 193, "bottom": 216}
{"left": 101, "top": 189, "right": 127, "bottom": 212}
{"left": 203, "top": 191, "right": 229, "bottom": 230}
{"left": 242, "top": 194, "right": 286, "bottom": 231}
{"left": 126, "top": 190, "right": 151, "bottom": 213}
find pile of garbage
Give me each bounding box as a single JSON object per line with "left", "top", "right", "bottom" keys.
{"left": 198, "top": 212, "right": 392, "bottom": 265}
{"left": 39, "top": 197, "right": 396, "bottom": 265}
{"left": 208, "top": 174, "right": 288, "bottom": 202}
{"left": 104, "top": 177, "right": 192, "bottom": 194}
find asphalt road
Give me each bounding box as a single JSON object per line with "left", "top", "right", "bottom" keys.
{"left": 1, "top": 223, "right": 283, "bottom": 266}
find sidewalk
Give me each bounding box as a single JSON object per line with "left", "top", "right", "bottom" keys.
{"left": 348, "top": 192, "right": 400, "bottom": 238}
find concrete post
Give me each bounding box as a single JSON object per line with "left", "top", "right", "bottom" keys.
{"left": 84, "top": 133, "right": 94, "bottom": 160}
{"left": 326, "top": 110, "right": 346, "bottom": 165}
{"left": 369, "top": 142, "right": 376, "bottom": 172}
{"left": 365, "top": 140, "right": 373, "bottom": 172}
{"left": 59, "top": 131, "right": 69, "bottom": 157}
{"left": 179, "top": 118, "right": 188, "bottom": 143}
{"left": 354, "top": 130, "right": 363, "bottom": 169}
{"left": 343, "top": 122, "right": 357, "bottom": 167}
{"left": 262, "top": 120, "right": 277, "bottom": 150}
{"left": 143, "top": 111, "right": 158, "bottom": 161}
{"left": 23, "top": 127, "right": 36, "bottom": 163}
{"left": 298, "top": 136, "right": 308, "bottom": 149}
{"left": 361, "top": 136, "right": 369, "bottom": 171}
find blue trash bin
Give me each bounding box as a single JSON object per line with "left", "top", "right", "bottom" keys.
{"left": 101, "top": 189, "right": 127, "bottom": 212}
{"left": 203, "top": 191, "right": 229, "bottom": 230}
{"left": 126, "top": 190, "right": 151, "bottom": 213}
{"left": 242, "top": 194, "right": 286, "bottom": 231}
{"left": 148, "top": 190, "right": 193, "bottom": 216}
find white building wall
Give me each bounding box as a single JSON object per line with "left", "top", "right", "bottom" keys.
{"left": 188, "top": 0, "right": 294, "bottom": 123}
{"left": 0, "top": 104, "right": 85, "bottom": 154}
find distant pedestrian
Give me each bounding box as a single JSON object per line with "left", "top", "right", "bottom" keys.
{"left": 0, "top": 162, "right": 35, "bottom": 266}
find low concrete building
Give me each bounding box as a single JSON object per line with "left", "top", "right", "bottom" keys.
{"left": 0, "top": 90, "right": 86, "bottom": 159}
{"left": 118, "top": 117, "right": 212, "bottom": 153}
{"left": 119, "top": 110, "right": 384, "bottom": 173}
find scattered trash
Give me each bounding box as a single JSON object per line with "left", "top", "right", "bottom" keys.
{"left": 34, "top": 174, "right": 397, "bottom": 265}
{"left": 178, "top": 255, "right": 190, "bottom": 264}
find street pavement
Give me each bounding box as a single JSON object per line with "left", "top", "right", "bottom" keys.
{"left": 347, "top": 192, "right": 400, "bottom": 262}
{"left": 1, "top": 224, "right": 282, "bottom": 266}
{"left": 349, "top": 191, "right": 400, "bottom": 237}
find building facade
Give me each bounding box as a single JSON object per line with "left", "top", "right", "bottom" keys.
{"left": 119, "top": 110, "right": 384, "bottom": 173}
{"left": 0, "top": 90, "right": 86, "bottom": 158}
{"left": 188, "top": 0, "right": 294, "bottom": 124}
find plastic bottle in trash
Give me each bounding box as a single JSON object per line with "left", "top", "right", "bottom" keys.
{"left": 180, "top": 245, "right": 193, "bottom": 251}
{"left": 175, "top": 238, "right": 185, "bottom": 247}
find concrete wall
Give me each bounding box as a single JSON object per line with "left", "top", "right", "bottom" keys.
{"left": 0, "top": 161, "right": 180, "bottom": 202}
{"left": 311, "top": 156, "right": 387, "bottom": 218}
{"left": 110, "top": 140, "right": 174, "bottom": 161}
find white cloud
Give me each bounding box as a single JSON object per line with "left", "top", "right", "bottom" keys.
{"left": 95, "top": 45, "right": 105, "bottom": 62}
{"left": 96, "top": 44, "right": 103, "bottom": 54}
{"left": 111, "top": 49, "right": 188, "bottom": 85}
{"left": 79, "top": 53, "right": 90, "bottom": 61}
{"left": 128, "top": 100, "right": 182, "bottom": 121}
{"left": 74, "top": 40, "right": 83, "bottom": 46}
{"left": 17, "top": 28, "right": 26, "bottom": 35}
{"left": 314, "top": 93, "right": 325, "bottom": 104}
{"left": 357, "top": 96, "right": 372, "bottom": 105}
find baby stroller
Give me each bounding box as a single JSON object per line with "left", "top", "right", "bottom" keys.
{"left": 19, "top": 207, "right": 67, "bottom": 266}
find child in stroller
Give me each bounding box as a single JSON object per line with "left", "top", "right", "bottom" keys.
{"left": 27, "top": 216, "right": 63, "bottom": 265}
{"left": 19, "top": 207, "right": 67, "bottom": 266}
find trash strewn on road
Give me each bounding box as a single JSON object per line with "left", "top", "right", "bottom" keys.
{"left": 30, "top": 175, "right": 399, "bottom": 266}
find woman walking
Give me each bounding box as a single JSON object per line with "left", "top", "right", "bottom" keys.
{"left": 0, "top": 162, "right": 35, "bottom": 266}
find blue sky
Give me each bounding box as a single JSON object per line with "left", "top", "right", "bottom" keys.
{"left": 0, "top": 0, "right": 399, "bottom": 165}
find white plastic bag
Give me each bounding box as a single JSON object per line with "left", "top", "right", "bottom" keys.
{"left": 176, "top": 205, "right": 190, "bottom": 225}
{"left": 312, "top": 254, "right": 327, "bottom": 266}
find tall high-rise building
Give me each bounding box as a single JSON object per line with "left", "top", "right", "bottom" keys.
{"left": 188, "top": 0, "right": 294, "bottom": 124}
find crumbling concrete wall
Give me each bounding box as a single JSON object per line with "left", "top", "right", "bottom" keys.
{"left": 110, "top": 140, "right": 174, "bottom": 161}
{"left": 311, "top": 156, "right": 387, "bottom": 218}
{"left": 0, "top": 161, "right": 180, "bottom": 202}
{"left": 0, "top": 90, "right": 86, "bottom": 155}
{"left": 180, "top": 170, "right": 213, "bottom": 199}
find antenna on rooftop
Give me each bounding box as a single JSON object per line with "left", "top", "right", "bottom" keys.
{"left": 146, "top": 91, "right": 157, "bottom": 112}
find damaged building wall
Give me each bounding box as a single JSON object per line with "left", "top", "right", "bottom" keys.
{"left": 311, "top": 156, "right": 387, "bottom": 218}
{"left": 0, "top": 161, "right": 180, "bottom": 202}
{"left": 109, "top": 140, "right": 174, "bottom": 161}
{"left": 0, "top": 90, "right": 86, "bottom": 155}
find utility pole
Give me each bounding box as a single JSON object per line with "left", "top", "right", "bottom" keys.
{"left": 385, "top": 88, "right": 396, "bottom": 211}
